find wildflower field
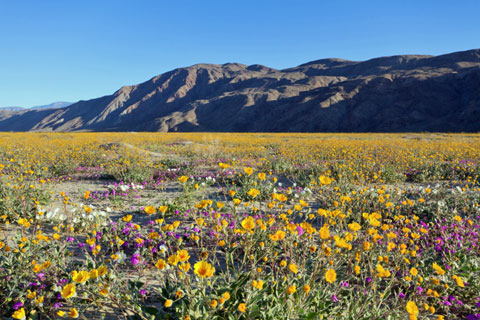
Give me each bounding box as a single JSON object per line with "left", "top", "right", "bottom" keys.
{"left": 1, "top": 132, "right": 480, "bottom": 320}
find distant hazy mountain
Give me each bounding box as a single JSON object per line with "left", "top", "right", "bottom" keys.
{"left": 0, "top": 106, "right": 24, "bottom": 111}
{"left": 30, "top": 101, "right": 73, "bottom": 110}
{"left": 0, "top": 102, "right": 73, "bottom": 122}
{"left": 0, "top": 101, "right": 72, "bottom": 111}
{"left": 0, "top": 49, "right": 479, "bottom": 132}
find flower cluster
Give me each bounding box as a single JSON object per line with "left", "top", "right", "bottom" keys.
{"left": 1, "top": 132, "right": 480, "bottom": 319}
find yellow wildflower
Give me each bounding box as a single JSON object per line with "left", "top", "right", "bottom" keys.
{"left": 325, "top": 269, "right": 337, "bottom": 283}
{"left": 61, "top": 283, "right": 76, "bottom": 299}
{"left": 194, "top": 261, "right": 215, "bottom": 278}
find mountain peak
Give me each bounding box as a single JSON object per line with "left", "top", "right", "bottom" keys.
{"left": 297, "top": 58, "right": 355, "bottom": 68}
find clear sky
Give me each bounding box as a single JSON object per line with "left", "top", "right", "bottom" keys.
{"left": 1, "top": 0, "right": 479, "bottom": 107}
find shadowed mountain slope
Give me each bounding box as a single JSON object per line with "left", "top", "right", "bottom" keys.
{"left": 1, "top": 49, "right": 479, "bottom": 132}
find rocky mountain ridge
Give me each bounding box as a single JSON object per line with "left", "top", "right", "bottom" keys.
{"left": 1, "top": 49, "right": 479, "bottom": 132}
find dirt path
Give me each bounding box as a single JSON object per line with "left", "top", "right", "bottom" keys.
{"left": 100, "top": 142, "right": 189, "bottom": 162}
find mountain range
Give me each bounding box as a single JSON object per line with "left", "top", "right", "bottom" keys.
{"left": 1, "top": 49, "right": 479, "bottom": 132}
{"left": 0, "top": 101, "right": 73, "bottom": 111}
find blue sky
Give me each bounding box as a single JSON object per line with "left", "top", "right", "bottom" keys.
{"left": 1, "top": 0, "right": 479, "bottom": 107}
